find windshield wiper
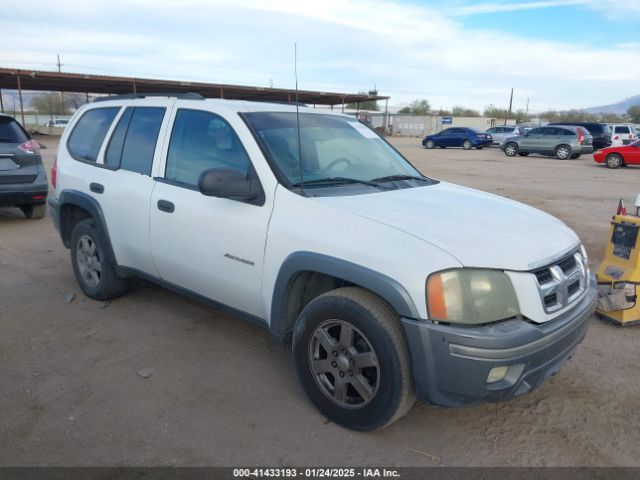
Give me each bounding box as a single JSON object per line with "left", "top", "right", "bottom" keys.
{"left": 371, "top": 174, "right": 431, "bottom": 183}
{"left": 291, "top": 177, "right": 384, "bottom": 188}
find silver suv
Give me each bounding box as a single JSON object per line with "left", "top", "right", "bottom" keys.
{"left": 501, "top": 125, "right": 593, "bottom": 160}
{"left": 486, "top": 125, "right": 524, "bottom": 145}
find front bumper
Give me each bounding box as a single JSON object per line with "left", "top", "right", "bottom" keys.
{"left": 402, "top": 276, "right": 596, "bottom": 406}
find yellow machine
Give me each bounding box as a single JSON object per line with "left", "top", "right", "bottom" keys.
{"left": 596, "top": 211, "right": 640, "bottom": 326}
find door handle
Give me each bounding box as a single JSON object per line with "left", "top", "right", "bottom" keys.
{"left": 157, "top": 199, "right": 175, "bottom": 213}
{"left": 90, "top": 183, "right": 104, "bottom": 194}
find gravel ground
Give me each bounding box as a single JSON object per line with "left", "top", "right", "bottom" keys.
{"left": 0, "top": 135, "right": 639, "bottom": 467}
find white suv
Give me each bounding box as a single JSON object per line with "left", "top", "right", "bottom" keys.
{"left": 49, "top": 93, "right": 596, "bottom": 431}
{"left": 609, "top": 124, "right": 637, "bottom": 146}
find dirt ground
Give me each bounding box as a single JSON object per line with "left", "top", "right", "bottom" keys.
{"left": 1, "top": 135, "right": 639, "bottom": 467}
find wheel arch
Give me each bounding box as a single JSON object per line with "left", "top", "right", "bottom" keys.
{"left": 270, "top": 252, "right": 420, "bottom": 345}
{"left": 58, "top": 190, "right": 117, "bottom": 264}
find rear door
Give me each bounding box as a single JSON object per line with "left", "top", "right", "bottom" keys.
{"left": 0, "top": 116, "right": 39, "bottom": 186}
{"left": 93, "top": 100, "right": 173, "bottom": 275}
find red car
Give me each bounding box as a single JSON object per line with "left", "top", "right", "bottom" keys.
{"left": 594, "top": 141, "right": 640, "bottom": 168}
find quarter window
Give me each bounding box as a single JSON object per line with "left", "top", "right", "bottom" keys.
{"left": 67, "top": 107, "right": 119, "bottom": 162}
{"left": 166, "top": 109, "right": 251, "bottom": 187}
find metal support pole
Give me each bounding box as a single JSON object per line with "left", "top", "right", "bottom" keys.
{"left": 16, "top": 73, "right": 25, "bottom": 126}
{"left": 220, "top": 87, "right": 224, "bottom": 99}
{"left": 0, "top": 88, "right": 3, "bottom": 113}
{"left": 384, "top": 98, "right": 389, "bottom": 136}
{"left": 342, "top": 96, "right": 345, "bottom": 113}
{"left": 86, "top": 92, "right": 89, "bottom": 103}
{"left": 288, "top": 92, "right": 291, "bottom": 103}
{"left": 133, "top": 79, "right": 137, "bottom": 94}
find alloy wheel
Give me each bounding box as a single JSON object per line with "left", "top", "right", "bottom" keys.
{"left": 76, "top": 234, "right": 102, "bottom": 288}
{"left": 308, "top": 319, "right": 380, "bottom": 409}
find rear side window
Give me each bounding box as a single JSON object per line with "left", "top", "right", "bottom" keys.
{"left": 165, "top": 109, "right": 251, "bottom": 187}
{"left": 104, "top": 107, "right": 165, "bottom": 175}
{"left": 67, "top": 108, "right": 119, "bottom": 162}
{"left": 0, "top": 116, "right": 29, "bottom": 143}
{"left": 562, "top": 128, "right": 576, "bottom": 136}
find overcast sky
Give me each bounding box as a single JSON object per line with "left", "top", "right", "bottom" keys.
{"left": 1, "top": 0, "right": 639, "bottom": 112}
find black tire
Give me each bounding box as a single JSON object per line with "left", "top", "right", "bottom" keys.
{"left": 424, "top": 140, "right": 435, "bottom": 149}
{"left": 19, "top": 204, "right": 46, "bottom": 219}
{"left": 518, "top": 152, "right": 529, "bottom": 157}
{"left": 570, "top": 154, "right": 581, "bottom": 159}
{"left": 504, "top": 142, "right": 519, "bottom": 157}
{"left": 605, "top": 153, "right": 623, "bottom": 169}
{"left": 292, "top": 287, "right": 414, "bottom": 431}
{"left": 462, "top": 139, "right": 472, "bottom": 150}
{"left": 555, "top": 144, "right": 572, "bottom": 160}
{"left": 70, "top": 219, "right": 128, "bottom": 301}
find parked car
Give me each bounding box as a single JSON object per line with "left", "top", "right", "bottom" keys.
{"left": 46, "top": 119, "right": 70, "bottom": 128}
{"left": 548, "top": 122, "right": 611, "bottom": 150}
{"left": 49, "top": 94, "right": 596, "bottom": 431}
{"left": 422, "top": 127, "right": 492, "bottom": 150}
{"left": 0, "top": 113, "right": 48, "bottom": 218}
{"left": 501, "top": 125, "right": 593, "bottom": 160}
{"left": 485, "top": 125, "right": 524, "bottom": 145}
{"left": 593, "top": 140, "right": 640, "bottom": 168}
{"left": 609, "top": 124, "right": 637, "bottom": 146}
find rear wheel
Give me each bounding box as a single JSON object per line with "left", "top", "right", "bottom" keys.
{"left": 293, "top": 287, "right": 414, "bottom": 431}
{"left": 19, "top": 204, "right": 46, "bottom": 219}
{"left": 462, "top": 139, "right": 472, "bottom": 150}
{"left": 605, "top": 153, "right": 623, "bottom": 169}
{"left": 70, "top": 219, "right": 128, "bottom": 300}
{"left": 425, "top": 140, "right": 435, "bottom": 149}
{"left": 555, "top": 144, "right": 572, "bottom": 160}
{"left": 504, "top": 142, "right": 519, "bottom": 157}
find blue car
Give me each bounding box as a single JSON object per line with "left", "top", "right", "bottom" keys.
{"left": 422, "top": 127, "right": 493, "bottom": 150}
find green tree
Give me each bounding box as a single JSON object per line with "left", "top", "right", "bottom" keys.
{"left": 398, "top": 99, "right": 431, "bottom": 116}
{"left": 627, "top": 105, "right": 640, "bottom": 123}
{"left": 346, "top": 90, "right": 379, "bottom": 111}
{"left": 31, "top": 93, "right": 70, "bottom": 117}
{"left": 452, "top": 105, "right": 480, "bottom": 117}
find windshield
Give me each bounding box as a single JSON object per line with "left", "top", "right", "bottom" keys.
{"left": 244, "top": 112, "right": 426, "bottom": 191}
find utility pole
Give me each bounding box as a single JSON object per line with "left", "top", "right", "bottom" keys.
{"left": 505, "top": 87, "right": 513, "bottom": 126}
{"left": 57, "top": 54, "right": 64, "bottom": 112}
{"left": 525, "top": 98, "right": 529, "bottom": 119}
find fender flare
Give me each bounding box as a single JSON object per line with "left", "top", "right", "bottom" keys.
{"left": 57, "top": 189, "right": 118, "bottom": 265}
{"left": 269, "top": 251, "right": 421, "bottom": 338}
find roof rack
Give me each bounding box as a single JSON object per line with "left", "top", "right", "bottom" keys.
{"left": 93, "top": 92, "right": 205, "bottom": 103}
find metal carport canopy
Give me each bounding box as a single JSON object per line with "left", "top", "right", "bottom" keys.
{"left": 0, "top": 67, "right": 388, "bottom": 106}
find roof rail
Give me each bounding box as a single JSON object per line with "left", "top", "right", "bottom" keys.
{"left": 93, "top": 92, "right": 205, "bottom": 103}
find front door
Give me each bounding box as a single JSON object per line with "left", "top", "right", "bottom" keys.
{"left": 149, "top": 107, "right": 273, "bottom": 318}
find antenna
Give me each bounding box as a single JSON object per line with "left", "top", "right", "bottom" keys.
{"left": 294, "top": 43, "right": 304, "bottom": 193}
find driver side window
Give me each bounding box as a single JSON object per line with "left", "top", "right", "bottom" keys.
{"left": 165, "top": 109, "right": 250, "bottom": 187}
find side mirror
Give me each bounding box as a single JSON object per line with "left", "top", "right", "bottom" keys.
{"left": 198, "top": 168, "right": 258, "bottom": 201}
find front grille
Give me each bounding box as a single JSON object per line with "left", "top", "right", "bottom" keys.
{"left": 533, "top": 249, "right": 587, "bottom": 314}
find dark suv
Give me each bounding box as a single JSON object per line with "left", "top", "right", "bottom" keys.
{"left": 0, "top": 114, "right": 48, "bottom": 219}
{"left": 548, "top": 122, "right": 611, "bottom": 150}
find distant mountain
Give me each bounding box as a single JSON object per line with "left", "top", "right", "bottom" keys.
{"left": 584, "top": 95, "right": 640, "bottom": 115}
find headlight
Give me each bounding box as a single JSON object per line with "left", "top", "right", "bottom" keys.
{"left": 426, "top": 269, "right": 520, "bottom": 325}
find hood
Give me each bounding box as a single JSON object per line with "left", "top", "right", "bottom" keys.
{"left": 315, "top": 182, "right": 579, "bottom": 271}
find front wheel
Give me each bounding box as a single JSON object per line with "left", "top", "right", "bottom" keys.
{"left": 605, "top": 153, "right": 623, "bottom": 169}
{"left": 555, "top": 144, "right": 572, "bottom": 160}
{"left": 504, "top": 142, "right": 519, "bottom": 157}
{"left": 424, "top": 140, "right": 435, "bottom": 149}
{"left": 70, "top": 219, "right": 128, "bottom": 300}
{"left": 462, "top": 139, "right": 472, "bottom": 150}
{"left": 292, "top": 287, "right": 414, "bottom": 431}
